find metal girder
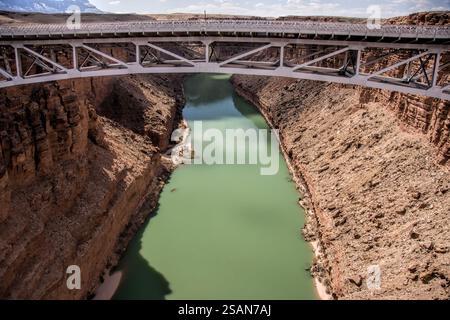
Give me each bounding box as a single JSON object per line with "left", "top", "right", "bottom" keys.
{"left": 218, "top": 43, "right": 273, "bottom": 66}
{"left": 366, "top": 50, "right": 433, "bottom": 78}
{"left": 292, "top": 47, "right": 350, "bottom": 71}
{"left": 441, "top": 83, "right": 450, "bottom": 92}
{"left": 17, "top": 45, "right": 68, "bottom": 72}
{"left": 143, "top": 43, "right": 195, "bottom": 66}
{"left": 0, "top": 37, "right": 448, "bottom": 100}
{"left": 1, "top": 36, "right": 447, "bottom": 50}
{"left": 79, "top": 44, "right": 128, "bottom": 67}
{"left": 0, "top": 66, "right": 12, "bottom": 80}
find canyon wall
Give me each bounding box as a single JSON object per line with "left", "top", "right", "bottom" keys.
{"left": 358, "top": 90, "right": 450, "bottom": 164}
{"left": 0, "top": 74, "right": 184, "bottom": 299}
{"left": 231, "top": 74, "right": 450, "bottom": 300}
{"left": 231, "top": 11, "right": 449, "bottom": 300}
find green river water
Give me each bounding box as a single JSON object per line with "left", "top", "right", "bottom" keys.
{"left": 113, "top": 74, "right": 316, "bottom": 300}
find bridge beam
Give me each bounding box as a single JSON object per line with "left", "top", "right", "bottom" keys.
{"left": 218, "top": 43, "right": 274, "bottom": 67}
{"left": 0, "top": 66, "right": 12, "bottom": 80}
{"left": 145, "top": 43, "right": 196, "bottom": 66}
{"left": 0, "top": 36, "right": 448, "bottom": 101}
{"left": 366, "top": 50, "right": 433, "bottom": 78}
{"left": 292, "top": 47, "right": 351, "bottom": 71}
{"left": 79, "top": 44, "right": 128, "bottom": 67}
{"left": 15, "top": 44, "right": 68, "bottom": 73}
{"left": 431, "top": 51, "right": 440, "bottom": 87}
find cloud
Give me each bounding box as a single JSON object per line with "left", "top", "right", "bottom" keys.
{"left": 108, "top": 1, "right": 121, "bottom": 5}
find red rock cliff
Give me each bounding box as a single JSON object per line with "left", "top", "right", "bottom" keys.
{"left": 230, "top": 12, "right": 450, "bottom": 300}
{"left": 0, "top": 74, "right": 184, "bottom": 299}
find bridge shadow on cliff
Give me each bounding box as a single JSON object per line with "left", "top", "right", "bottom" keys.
{"left": 112, "top": 206, "right": 172, "bottom": 300}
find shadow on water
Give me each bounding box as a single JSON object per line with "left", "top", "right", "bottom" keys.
{"left": 184, "top": 74, "right": 267, "bottom": 124}
{"left": 113, "top": 208, "right": 172, "bottom": 300}
{"left": 184, "top": 74, "right": 232, "bottom": 106}
{"left": 113, "top": 73, "right": 317, "bottom": 300}
{"left": 232, "top": 92, "right": 269, "bottom": 130}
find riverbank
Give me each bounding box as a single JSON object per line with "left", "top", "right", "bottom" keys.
{"left": 231, "top": 75, "right": 450, "bottom": 299}
{"left": 89, "top": 75, "right": 186, "bottom": 299}
{"left": 110, "top": 74, "right": 317, "bottom": 300}
{"left": 0, "top": 74, "right": 185, "bottom": 299}
{"left": 230, "top": 78, "right": 332, "bottom": 300}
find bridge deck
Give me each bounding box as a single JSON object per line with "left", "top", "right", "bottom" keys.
{"left": 0, "top": 20, "right": 448, "bottom": 100}
{"left": 0, "top": 20, "right": 449, "bottom": 43}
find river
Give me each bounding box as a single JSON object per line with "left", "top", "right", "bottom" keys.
{"left": 112, "top": 74, "right": 316, "bottom": 300}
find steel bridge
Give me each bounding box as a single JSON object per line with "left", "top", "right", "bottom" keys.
{"left": 0, "top": 20, "right": 449, "bottom": 99}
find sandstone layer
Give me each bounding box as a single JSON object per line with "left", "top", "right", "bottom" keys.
{"left": 0, "top": 74, "right": 184, "bottom": 299}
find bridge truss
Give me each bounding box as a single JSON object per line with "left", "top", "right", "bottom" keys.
{"left": 0, "top": 20, "right": 449, "bottom": 99}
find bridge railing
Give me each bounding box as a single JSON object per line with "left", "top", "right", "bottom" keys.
{"left": 0, "top": 20, "right": 449, "bottom": 39}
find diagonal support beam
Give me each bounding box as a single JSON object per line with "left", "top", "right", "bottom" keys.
{"left": 2, "top": 52, "right": 12, "bottom": 74}
{"left": 367, "top": 50, "right": 432, "bottom": 78}
{"left": 301, "top": 48, "right": 332, "bottom": 61}
{"left": 438, "top": 61, "right": 450, "bottom": 72}
{"left": 360, "top": 50, "right": 399, "bottom": 68}
{"left": 145, "top": 43, "right": 195, "bottom": 66}
{"left": 16, "top": 45, "right": 68, "bottom": 72}
{"left": 417, "top": 56, "right": 432, "bottom": 86}
{"left": 219, "top": 43, "right": 273, "bottom": 66}
{"left": 441, "top": 83, "right": 450, "bottom": 92}
{"left": 405, "top": 55, "right": 432, "bottom": 82}
{"left": 292, "top": 47, "right": 350, "bottom": 71}
{"left": 140, "top": 47, "right": 163, "bottom": 65}
{"left": 410, "top": 55, "right": 448, "bottom": 82}
{"left": 284, "top": 47, "right": 333, "bottom": 67}
{"left": 79, "top": 52, "right": 108, "bottom": 69}
{"left": 0, "top": 66, "right": 12, "bottom": 79}
{"left": 80, "top": 44, "right": 128, "bottom": 67}
{"left": 24, "top": 54, "right": 55, "bottom": 76}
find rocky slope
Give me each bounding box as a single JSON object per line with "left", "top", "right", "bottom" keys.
{"left": 0, "top": 74, "right": 184, "bottom": 299}
{"left": 231, "top": 74, "right": 449, "bottom": 300}
{"left": 231, "top": 11, "right": 450, "bottom": 300}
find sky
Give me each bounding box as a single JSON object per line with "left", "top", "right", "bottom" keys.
{"left": 89, "top": 0, "right": 449, "bottom": 18}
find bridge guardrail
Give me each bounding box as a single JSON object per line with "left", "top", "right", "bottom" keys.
{"left": 0, "top": 20, "right": 449, "bottom": 39}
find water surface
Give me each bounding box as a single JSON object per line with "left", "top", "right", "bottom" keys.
{"left": 113, "top": 74, "right": 316, "bottom": 300}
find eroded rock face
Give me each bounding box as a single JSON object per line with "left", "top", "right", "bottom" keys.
{"left": 230, "top": 13, "right": 450, "bottom": 299}
{"left": 0, "top": 146, "right": 9, "bottom": 222}
{"left": 359, "top": 90, "right": 450, "bottom": 164}
{"left": 358, "top": 12, "right": 450, "bottom": 165}
{"left": 97, "top": 75, "right": 185, "bottom": 150}
{"left": 0, "top": 74, "right": 184, "bottom": 299}
{"left": 231, "top": 74, "right": 450, "bottom": 300}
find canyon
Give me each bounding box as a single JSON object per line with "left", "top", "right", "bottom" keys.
{"left": 0, "top": 11, "right": 449, "bottom": 300}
